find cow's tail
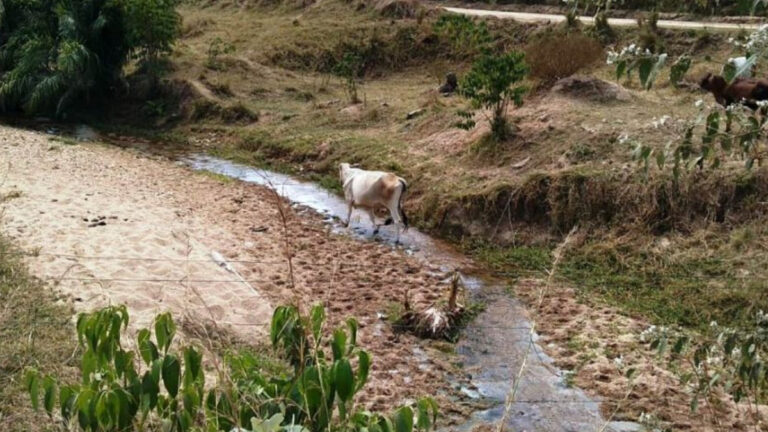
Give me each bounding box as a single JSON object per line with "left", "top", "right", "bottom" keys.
{"left": 397, "top": 179, "right": 409, "bottom": 230}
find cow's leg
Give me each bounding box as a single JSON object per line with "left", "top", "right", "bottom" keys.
{"left": 367, "top": 210, "right": 379, "bottom": 235}
{"left": 345, "top": 203, "right": 353, "bottom": 228}
{"left": 385, "top": 201, "right": 402, "bottom": 244}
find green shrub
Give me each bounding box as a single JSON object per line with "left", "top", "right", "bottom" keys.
{"left": 433, "top": 14, "right": 491, "bottom": 59}
{"left": 26, "top": 304, "right": 439, "bottom": 432}
{"left": 332, "top": 52, "right": 364, "bottom": 103}
{"left": 457, "top": 51, "right": 529, "bottom": 142}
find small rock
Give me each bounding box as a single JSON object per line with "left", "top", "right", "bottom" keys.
{"left": 438, "top": 72, "right": 458, "bottom": 95}
{"left": 511, "top": 156, "right": 531, "bottom": 169}
{"left": 406, "top": 108, "right": 426, "bottom": 120}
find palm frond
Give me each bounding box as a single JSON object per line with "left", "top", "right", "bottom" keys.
{"left": 25, "top": 73, "right": 65, "bottom": 113}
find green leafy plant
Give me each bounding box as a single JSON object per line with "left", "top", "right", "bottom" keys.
{"left": 607, "top": 44, "right": 669, "bottom": 90}
{"left": 26, "top": 306, "right": 205, "bottom": 431}
{"left": 669, "top": 55, "right": 692, "bottom": 86}
{"left": 643, "top": 310, "right": 768, "bottom": 423}
{"left": 629, "top": 100, "right": 768, "bottom": 182}
{"left": 26, "top": 304, "right": 440, "bottom": 432}
{"left": 0, "top": 0, "right": 180, "bottom": 116}
{"left": 125, "top": 0, "right": 181, "bottom": 77}
{"left": 456, "top": 51, "right": 529, "bottom": 142}
{"left": 433, "top": 14, "right": 492, "bottom": 58}
{"left": 332, "top": 52, "right": 364, "bottom": 104}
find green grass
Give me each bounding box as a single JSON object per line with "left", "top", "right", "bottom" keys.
{"left": 465, "top": 241, "right": 553, "bottom": 278}
{"left": 0, "top": 236, "right": 77, "bottom": 431}
{"left": 559, "top": 233, "right": 768, "bottom": 332}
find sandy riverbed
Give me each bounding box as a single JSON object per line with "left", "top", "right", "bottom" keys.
{"left": 0, "top": 126, "right": 459, "bottom": 412}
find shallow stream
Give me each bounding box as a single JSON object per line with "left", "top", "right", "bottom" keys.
{"left": 184, "top": 155, "right": 644, "bottom": 432}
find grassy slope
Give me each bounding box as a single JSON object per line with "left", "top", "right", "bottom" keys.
{"left": 0, "top": 232, "right": 77, "bottom": 430}
{"left": 117, "top": 1, "right": 768, "bottom": 333}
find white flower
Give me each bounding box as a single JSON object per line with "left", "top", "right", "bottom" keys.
{"left": 695, "top": 99, "right": 704, "bottom": 108}
{"left": 710, "top": 320, "right": 718, "bottom": 327}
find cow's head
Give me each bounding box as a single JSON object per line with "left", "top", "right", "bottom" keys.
{"left": 339, "top": 163, "right": 351, "bottom": 181}
{"left": 700, "top": 73, "right": 727, "bottom": 94}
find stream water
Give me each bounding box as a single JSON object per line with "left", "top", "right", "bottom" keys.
{"left": 34, "top": 122, "right": 643, "bottom": 431}
{"left": 183, "top": 155, "right": 644, "bottom": 432}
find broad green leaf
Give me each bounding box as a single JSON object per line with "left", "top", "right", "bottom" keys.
{"left": 615, "top": 60, "right": 627, "bottom": 81}
{"left": 162, "top": 354, "right": 181, "bottom": 398}
{"left": 357, "top": 351, "right": 372, "bottom": 391}
{"left": 138, "top": 329, "right": 158, "bottom": 365}
{"left": 183, "top": 346, "right": 203, "bottom": 387}
{"left": 416, "top": 398, "right": 438, "bottom": 431}
{"left": 670, "top": 55, "right": 692, "bottom": 85}
{"left": 393, "top": 406, "right": 414, "bottom": 432}
{"left": 332, "top": 329, "right": 347, "bottom": 361}
{"left": 310, "top": 304, "right": 325, "bottom": 342}
{"left": 42, "top": 376, "right": 57, "bottom": 415}
{"left": 25, "top": 370, "right": 40, "bottom": 411}
{"left": 334, "top": 359, "right": 355, "bottom": 402}
{"left": 637, "top": 58, "right": 653, "bottom": 89}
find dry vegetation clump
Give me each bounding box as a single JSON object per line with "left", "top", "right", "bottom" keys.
{"left": 428, "top": 167, "right": 768, "bottom": 242}
{"left": 369, "top": 0, "right": 423, "bottom": 18}
{"left": 0, "top": 236, "right": 77, "bottom": 431}
{"left": 395, "top": 273, "right": 467, "bottom": 340}
{"left": 524, "top": 32, "right": 605, "bottom": 85}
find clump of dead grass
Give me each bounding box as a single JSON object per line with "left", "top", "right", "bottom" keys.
{"left": 525, "top": 32, "right": 604, "bottom": 86}
{"left": 0, "top": 236, "right": 77, "bottom": 431}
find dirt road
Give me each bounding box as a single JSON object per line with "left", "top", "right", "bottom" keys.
{"left": 444, "top": 6, "right": 763, "bottom": 31}
{"left": 0, "top": 126, "right": 457, "bottom": 412}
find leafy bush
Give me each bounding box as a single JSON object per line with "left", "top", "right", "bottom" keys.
{"left": 456, "top": 51, "right": 529, "bottom": 142}
{"left": 433, "top": 14, "right": 492, "bottom": 59}
{"left": 0, "top": 0, "right": 180, "bottom": 116}
{"left": 332, "top": 52, "right": 364, "bottom": 103}
{"left": 26, "top": 304, "right": 439, "bottom": 432}
{"left": 524, "top": 33, "right": 603, "bottom": 84}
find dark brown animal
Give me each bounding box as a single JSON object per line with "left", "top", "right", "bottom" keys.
{"left": 699, "top": 73, "right": 768, "bottom": 110}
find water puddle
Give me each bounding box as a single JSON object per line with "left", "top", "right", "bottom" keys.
{"left": 184, "top": 155, "right": 643, "bottom": 432}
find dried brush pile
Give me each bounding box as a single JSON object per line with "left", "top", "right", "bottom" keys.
{"left": 396, "top": 272, "right": 467, "bottom": 340}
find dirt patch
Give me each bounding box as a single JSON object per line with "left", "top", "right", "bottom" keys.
{"left": 514, "top": 278, "right": 758, "bottom": 430}
{"left": 0, "top": 126, "right": 463, "bottom": 414}
{"left": 551, "top": 76, "right": 632, "bottom": 103}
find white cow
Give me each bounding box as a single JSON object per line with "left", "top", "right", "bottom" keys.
{"left": 339, "top": 163, "right": 409, "bottom": 241}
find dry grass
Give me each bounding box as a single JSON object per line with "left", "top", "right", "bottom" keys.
{"left": 0, "top": 236, "right": 77, "bottom": 431}
{"left": 525, "top": 31, "right": 605, "bottom": 84}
